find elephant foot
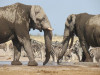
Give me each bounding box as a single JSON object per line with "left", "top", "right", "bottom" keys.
{"left": 43, "top": 57, "right": 50, "bottom": 65}
{"left": 28, "top": 60, "right": 38, "bottom": 66}
{"left": 11, "top": 61, "right": 22, "bottom": 65}
{"left": 57, "top": 59, "right": 60, "bottom": 64}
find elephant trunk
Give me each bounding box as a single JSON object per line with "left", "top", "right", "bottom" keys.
{"left": 43, "top": 30, "right": 52, "bottom": 65}
{"left": 69, "top": 35, "right": 74, "bottom": 49}
{"left": 57, "top": 36, "right": 70, "bottom": 64}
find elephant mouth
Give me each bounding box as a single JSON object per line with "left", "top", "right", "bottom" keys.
{"left": 41, "top": 21, "right": 53, "bottom": 31}
{"left": 42, "top": 25, "right": 53, "bottom": 31}
{"left": 35, "top": 23, "right": 53, "bottom": 32}
{"left": 42, "top": 27, "right": 53, "bottom": 32}
{"left": 47, "top": 28, "right": 53, "bottom": 31}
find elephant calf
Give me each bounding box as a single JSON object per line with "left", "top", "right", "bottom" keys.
{"left": 0, "top": 3, "right": 52, "bottom": 66}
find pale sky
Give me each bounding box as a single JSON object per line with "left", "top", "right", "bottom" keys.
{"left": 0, "top": 0, "right": 100, "bottom": 35}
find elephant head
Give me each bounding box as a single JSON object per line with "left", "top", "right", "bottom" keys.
{"left": 30, "top": 5, "right": 52, "bottom": 31}
{"left": 57, "top": 14, "right": 76, "bottom": 64}
{"left": 30, "top": 5, "right": 52, "bottom": 65}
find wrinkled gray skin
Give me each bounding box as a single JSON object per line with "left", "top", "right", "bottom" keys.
{"left": 0, "top": 3, "right": 52, "bottom": 66}
{"left": 9, "top": 39, "right": 44, "bottom": 58}
{"left": 9, "top": 40, "right": 58, "bottom": 62}
{"left": 60, "top": 40, "right": 83, "bottom": 62}
{"left": 58, "top": 13, "right": 100, "bottom": 64}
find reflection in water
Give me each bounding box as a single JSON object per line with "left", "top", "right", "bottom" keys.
{"left": 0, "top": 61, "right": 11, "bottom": 65}
{"left": 0, "top": 61, "right": 76, "bottom": 66}
{"left": 0, "top": 61, "right": 97, "bottom": 67}
{"left": 0, "top": 61, "right": 58, "bottom": 66}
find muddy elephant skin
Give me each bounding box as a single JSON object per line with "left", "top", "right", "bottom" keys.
{"left": 0, "top": 3, "right": 52, "bottom": 66}
{"left": 58, "top": 13, "right": 100, "bottom": 64}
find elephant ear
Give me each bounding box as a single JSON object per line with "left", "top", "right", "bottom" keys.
{"left": 66, "top": 14, "right": 76, "bottom": 31}
{"left": 30, "top": 6, "right": 36, "bottom": 24}
{"left": 71, "top": 14, "right": 76, "bottom": 25}
{"left": 35, "top": 5, "right": 45, "bottom": 20}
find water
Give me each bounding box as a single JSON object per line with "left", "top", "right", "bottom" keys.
{"left": 0, "top": 61, "right": 58, "bottom": 66}
{"left": 0, "top": 61, "right": 73, "bottom": 66}
{"left": 0, "top": 61, "right": 98, "bottom": 67}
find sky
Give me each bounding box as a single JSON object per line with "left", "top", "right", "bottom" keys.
{"left": 0, "top": 0, "right": 100, "bottom": 35}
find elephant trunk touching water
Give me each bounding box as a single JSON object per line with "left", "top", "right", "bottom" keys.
{"left": 57, "top": 13, "right": 100, "bottom": 64}
{"left": 43, "top": 30, "right": 52, "bottom": 65}
{"left": 30, "top": 5, "right": 52, "bottom": 65}
{"left": 57, "top": 15, "right": 75, "bottom": 64}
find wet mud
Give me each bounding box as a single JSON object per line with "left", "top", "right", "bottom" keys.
{"left": 0, "top": 61, "right": 100, "bottom": 75}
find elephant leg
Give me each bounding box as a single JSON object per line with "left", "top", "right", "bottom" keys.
{"left": 14, "top": 23, "right": 38, "bottom": 66}
{"left": 11, "top": 38, "right": 22, "bottom": 65}
{"left": 18, "top": 37, "right": 38, "bottom": 66}
{"left": 80, "top": 40, "right": 92, "bottom": 62}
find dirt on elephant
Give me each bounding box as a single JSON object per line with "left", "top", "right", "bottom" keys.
{"left": 0, "top": 65, "right": 100, "bottom": 75}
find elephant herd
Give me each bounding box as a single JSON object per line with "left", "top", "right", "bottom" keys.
{"left": 0, "top": 3, "right": 100, "bottom": 66}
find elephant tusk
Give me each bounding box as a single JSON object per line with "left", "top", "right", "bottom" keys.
{"left": 47, "top": 28, "right": 53, "bottom": 31}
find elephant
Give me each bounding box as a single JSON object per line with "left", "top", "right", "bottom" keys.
{"left": 0, "top": 3, "right": 52, "bottom": 66}
{"left": 57, "top": 13, "right": 100, "bottom": 64}
{"left": 8, "top": 39, "right": 44, "bottom": 58}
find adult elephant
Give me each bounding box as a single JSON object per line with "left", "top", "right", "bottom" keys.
{"left": 57, "top": 13, "right": 100, "bottom": 63}
{"left": 0, "top": 3, "right": 52, "bottom": 66}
